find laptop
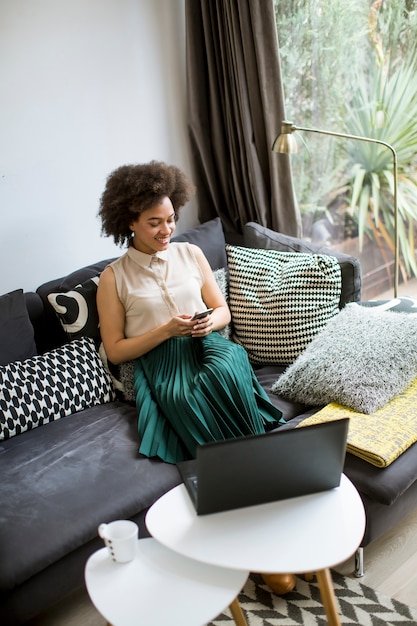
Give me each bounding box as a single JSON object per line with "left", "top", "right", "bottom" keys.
{"left": 177, "top": 418, "right": 349, "bottom": 515}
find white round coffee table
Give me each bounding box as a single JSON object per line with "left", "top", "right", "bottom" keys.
{"left": 146, "top": 474, "right": 365, "bottom": 626}
{"left": 85, "top": 537, "right": 249, "bottom": 626}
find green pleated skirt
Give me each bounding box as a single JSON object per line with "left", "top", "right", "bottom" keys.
{"left": 133, "top": 333, "right": 284, "bottom": 463}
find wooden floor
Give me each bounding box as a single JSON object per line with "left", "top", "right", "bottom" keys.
{"left": 28, "top": 279, "right": 417, "bottom": 625}
{"left": 334, "top": 505, "right": 417, "bottom": 610}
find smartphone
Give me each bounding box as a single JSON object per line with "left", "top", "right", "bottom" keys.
{"left": 192, "top": 308, "right": 214, "bottom": 320}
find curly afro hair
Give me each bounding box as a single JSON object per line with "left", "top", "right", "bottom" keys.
{"left": 98, "top": 161, "right": 196, "bottom": 247}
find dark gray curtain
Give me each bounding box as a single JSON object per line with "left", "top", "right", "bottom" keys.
{"left": 186, "top": 0, "right": 301, "bottom": 239}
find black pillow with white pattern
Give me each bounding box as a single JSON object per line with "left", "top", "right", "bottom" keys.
{"left": 0, "top": 336, "right": 116, "bottom": 440}
{"left": 226, "top": 245, "right": 342, "bottom": 365}
{"left": 47, "top": 277, "right": 101, "bottom": 344}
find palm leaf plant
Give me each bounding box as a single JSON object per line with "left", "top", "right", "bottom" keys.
{"left": 343, "top": 53, "right": 417, "bottom": 278}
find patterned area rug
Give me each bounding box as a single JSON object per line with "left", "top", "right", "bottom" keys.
{"left": 209, "top": 572, "right": 417, "bottom": 625}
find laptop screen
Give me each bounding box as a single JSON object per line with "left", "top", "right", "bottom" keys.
{"left": 178, "top": 419, "right": 349, "bottom": 515}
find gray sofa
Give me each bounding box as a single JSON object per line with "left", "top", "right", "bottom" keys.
{"left": 1, "top": 218, "right": 417, "bottom": 625}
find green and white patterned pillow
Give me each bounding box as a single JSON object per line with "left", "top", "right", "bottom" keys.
{"left": 226, "top": 245, "right": 342, "bottom": 365}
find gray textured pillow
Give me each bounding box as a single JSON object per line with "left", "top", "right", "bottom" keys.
{"left": 213, "top": 267, "right": 231, "bottom": 340}
{"left": 272, "top": 303, "right": 417, "bottom": 414}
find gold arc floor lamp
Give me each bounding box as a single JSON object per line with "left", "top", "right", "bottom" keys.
{"left": 272, "top": 120, "right": 399, "bottom": 298}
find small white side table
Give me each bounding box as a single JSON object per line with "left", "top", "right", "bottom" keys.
{"left": 85, "top": 537, "right": 249, "bottom": 626}
{"left": 146, "top": 474, "right": 365, "bottom": 626}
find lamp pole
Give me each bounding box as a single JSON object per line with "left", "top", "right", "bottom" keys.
{"left": 273, "top": 121, "right": 399, "bottom": 297}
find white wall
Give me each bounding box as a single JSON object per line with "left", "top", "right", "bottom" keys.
{"left": 0, "top": 0, "right": 196, "bottom": 293}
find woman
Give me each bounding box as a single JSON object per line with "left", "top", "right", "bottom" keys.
{"left": 97, "top": 161, "right": 284, "bottom": 463}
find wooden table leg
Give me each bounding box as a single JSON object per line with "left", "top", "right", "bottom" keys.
{"left": 229, "top": 597, "right": 249, "bottom": 626}
{"left": 316, "top": 568, "right": 341, "bottom": 626}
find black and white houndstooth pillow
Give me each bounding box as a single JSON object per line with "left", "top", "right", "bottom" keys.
{"left": 0, "top": 336, "right": 116, "bottom": 440}
{"left": 226, "top": 245, "right": 342, "bottom": 365}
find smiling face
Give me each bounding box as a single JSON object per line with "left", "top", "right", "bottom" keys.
{"left": 129, "top": 196, "right": 176, "bottom": 255}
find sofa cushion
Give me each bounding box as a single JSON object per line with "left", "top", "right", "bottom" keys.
{"left": 171, "top": 217, "right": 227, "bottom": 270}
{"left": 252, "top": 364, "right": 313, "bottom": 422}
{"left": 47, "top": 276, "right": 101, "bottom": 344}
{"left": 226, "top": 244, "right": 342, "bottom": 364}
{"left": 272, "top": 303, "right": 417, "bottom": 414}
{"left": 243, "top": 222, "right": 362, "bottom": 307}
{"left": 0, "top": 289, "right": 37, "bottom": 366}
{"left": 0, "top": 402, "right": 181, "bottom": 590}
{"left": 0, "top": 337, "right": 116, "bottom": 440}
{"left": 343, "top": 440, "right": 417, "bottom": 506}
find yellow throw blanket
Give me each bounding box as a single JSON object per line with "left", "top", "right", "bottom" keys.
{"left": 297, "top": 377, "right": 417, "bottom": 468}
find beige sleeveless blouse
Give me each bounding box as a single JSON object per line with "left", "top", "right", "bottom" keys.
{"left": 110, "top": 242, "right": 206, "bottom": 338}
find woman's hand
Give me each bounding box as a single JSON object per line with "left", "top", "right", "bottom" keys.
{"left": 165, "top": 314, "right": 213, "bottom": 338}
{"left": 190, "top": 313, "right": 213, "bottom": 337}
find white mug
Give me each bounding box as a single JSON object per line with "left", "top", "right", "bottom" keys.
{"left": 98, "top": 520, "right": 138, "bottom": 563}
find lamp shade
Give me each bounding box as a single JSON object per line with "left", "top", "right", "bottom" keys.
{"left": 272, "top": 121, "right": 299, "bottom": 154}
{"left": 272, "top": 132, "right": 298, "bottom": 154}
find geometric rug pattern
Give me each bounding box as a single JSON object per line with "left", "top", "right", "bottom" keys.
{"left": 209, "top": 571, "right": 417, "bottom": 625}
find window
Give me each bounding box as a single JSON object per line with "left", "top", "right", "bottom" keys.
{"left": 274, "top": 0, "right": 417, "bottom": 298}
